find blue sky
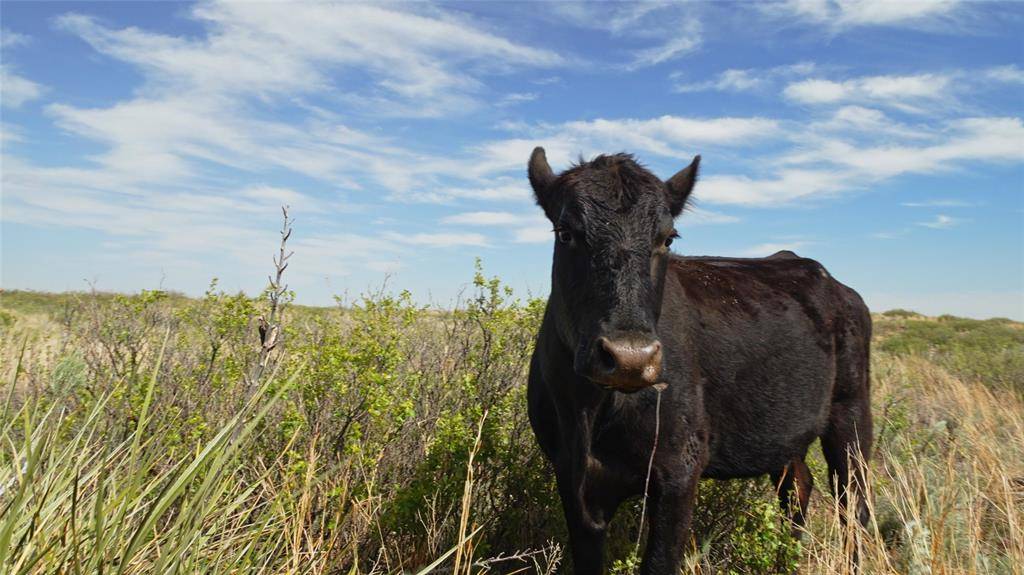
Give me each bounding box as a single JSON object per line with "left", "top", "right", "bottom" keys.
{"left": 1, "top": 1, "right": 1022, "bottom": 318}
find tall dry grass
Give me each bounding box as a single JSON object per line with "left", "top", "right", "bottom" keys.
{"left": 795, "top": 353, "right": 1024, "bottom": 575}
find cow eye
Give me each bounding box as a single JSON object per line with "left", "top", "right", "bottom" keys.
{"left": 556, "top": 229, "right": 573, "bottom": 244}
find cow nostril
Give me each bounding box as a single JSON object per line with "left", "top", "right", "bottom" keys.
{"left": 597, "top": 337, "right": 618, "bottom": 373}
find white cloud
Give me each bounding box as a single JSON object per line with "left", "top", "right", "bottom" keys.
{"left": 289, "top": 232, "right": 405, "bottom": 279}
{"left": 23, "top": 2, "right": 569, "bottom": 232}
{"left": 683, "top": 207, "right": 741, "bottom": 225}
{"left": 386, "top": 232, "right": 489, "bottom": 248}
{"left": 1, "top": 65, "right": 43, "bottom": 108}
{"left": 784, "top": 74, "right": 951, "bottom": 112}
{"left": 784, "top": 79, "right": 849, "bottom": 104}
{"left": 985, "top": 64, "right": 1024, "bottom": 84}
{"left": 440, "top": 210, "right": 554, "bottom": 244}
{"left": 700, "top": 116, "right": 1024, "bottom": 207}
{"left": 2, "top": 0, "right": 576, "bottom": 238}
{"left": 775, "top": 0, "right": 962, "bottom": 30}
{"left": 673, "top": 62, "right": 816, "bottom": 94}
{"left": 699, "top": 169, "right": 846, "bottom": 206}
{"left": 675, "top": 69, "right": 764, "bottom": 93}
{"left": 54, "top": 4, "right": 564, "bottom": 112}
{"left": 442, "top": 211, "right": 525, "bottom": 226}
{"left": 239, "top": 186, "right": 317, "bottom": 210}
{"left": 834, "top": 0, "right": 959, "bottom": 26}
{"left": 630, "top": 29, "right": 702, "bottom": 69}
{"left": 456, "top": 116, "right": 778, "bottom": 187}
{"left": 810, "top": 106, "right": 930, "bottom": 139}
{"left": 535, "top": 116, "right": 780, "bottom": 161}
{"left": 513, "top": 225, "right": 554, "bottom": 244}
{"left": 552, "top": 3, "right": 702, "bottom": 69}
{"left": 917, "top": 214, "right": 963, "bottom": 229}
{"left": 786, "top": 117, "right": 1024, "bottom": 179}
{"left": 1, "top": 29, "right": 30, "bottom": 48}
{"left": 565, "top": 116, "right": 778, "bottom": 151}
{"left": 496, "top": 92, "right": 539, "bottom": 107}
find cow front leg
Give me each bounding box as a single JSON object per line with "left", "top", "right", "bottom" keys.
{"left": 639, "top": 474, "right": 700, "bottom": 575}
{"left": 555, "top": 476, "right": 610, "bottom": 575}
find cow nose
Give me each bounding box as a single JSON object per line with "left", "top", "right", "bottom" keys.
{"left": 597, "top": 336, "right": 663, "bottom": 385}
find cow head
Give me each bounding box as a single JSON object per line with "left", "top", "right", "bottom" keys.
{"left": 529, "top": 147, "right": 699, "bottom": 392}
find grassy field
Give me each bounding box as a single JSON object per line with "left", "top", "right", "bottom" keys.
{"left": 1, "top": 267, "right": 1022, "bottom": 574}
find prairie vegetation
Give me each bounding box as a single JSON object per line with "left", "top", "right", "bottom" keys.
{"left": 1, "top": 242, "right": 1021, "bottom": 573}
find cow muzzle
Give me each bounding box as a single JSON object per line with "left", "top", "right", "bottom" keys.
{"left": 589, "top": 335, "right": 663, "bottom": 392}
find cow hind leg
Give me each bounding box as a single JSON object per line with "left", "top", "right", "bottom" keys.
{"left": 822, "top": 404, "right": 871, "bottom": 529}
{"left": 822, "top": 393, "right": 872, "bottom": 572}
{"left": 822, "top": 311, "right": 873, "bottom": 571}
{"left": 771, "top": 457, "right": 813, "bottom": 539}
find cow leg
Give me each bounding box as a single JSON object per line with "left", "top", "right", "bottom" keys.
{"left": 554, "top": 471, "right": 616, "bottom": 575}
{"left": 639, "top": 476, "right": 699, "bottom": 575}
{"left": 770, "top": 457, "right": 813, "bottom": 538}
{"left": 822, "top": 397, "right": 872, "bottom": 571}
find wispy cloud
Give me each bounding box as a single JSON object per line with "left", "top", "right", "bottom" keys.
{"left": 1, "top": 29, "right": 30, "bottom": 48}
{"left": 552, "top": 3, "right": 703, "bottom": 69}
{"left": 681, "top": 207, "right": 741, "bottom": 225}
{"left": 773, "top": 0, "right": 962, "bottom": 31}
{"left": 1, "top": 1, "right": 577, "bottom": 286}
{"left": 0, "top": 65, "right": 43, "bottom": 108}
{"left": 496, "top": 92, "right": 539, "bottom": 107}
{"left": 54, "top": 4, "right": 564, "bottom": 114}
{"left": 385, "top": 232, "right": 490, "bottom": 248}
{"left": 985, "top": 64, "right": 1024, "bottom": 84}
{"left": 782, "top": 66, "right": 1022, "bottom": 114}
{"left": 783, "top": 74, "right": 952, "bottom": 113}
{"left": 673, "top": 62, "right": 815, "bottom": 94}
{"left": 629, "top": 24, "right": 702, "bottom": 69}
{"left": 917, "top": 214, "right": 963, "bottom": 229}
{"left": 486, "top": 115, "right": 780, "bottom": 172}
{"left": 440, "top": 211, "right": 550, "bottom": 244}
{"left": 2, "top": 0, "right": 590, "bottom": 217}
{"left": 699, "top": 115, "right": 1024, "bottom": 207}
{"left": 442, "top": 211, "right": 527, "bottom": 226}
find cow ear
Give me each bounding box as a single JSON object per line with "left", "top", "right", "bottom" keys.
{"left": 665, "top": 155, "right": 700, "bottom": 217}
{"left": 528, "top": 147, "right": 558, "bottom": 221}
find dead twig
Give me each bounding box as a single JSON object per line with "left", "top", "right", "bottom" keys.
{"left": 250, "top": 205, "right": 293, "bottom": 387}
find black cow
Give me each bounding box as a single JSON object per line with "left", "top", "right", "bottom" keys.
{"left": 526, "top": 148, "right": 872, "bottom": 574}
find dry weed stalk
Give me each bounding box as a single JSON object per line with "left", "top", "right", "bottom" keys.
{"left": 453, "top": 410, "right": 488, "bottom": 575}
{"left": 251, "top": 205, "right": 293, "bottom": 387}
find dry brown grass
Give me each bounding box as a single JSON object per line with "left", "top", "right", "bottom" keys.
{"left": 793, "top": 349, "right": 1024, "bottom": 575}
